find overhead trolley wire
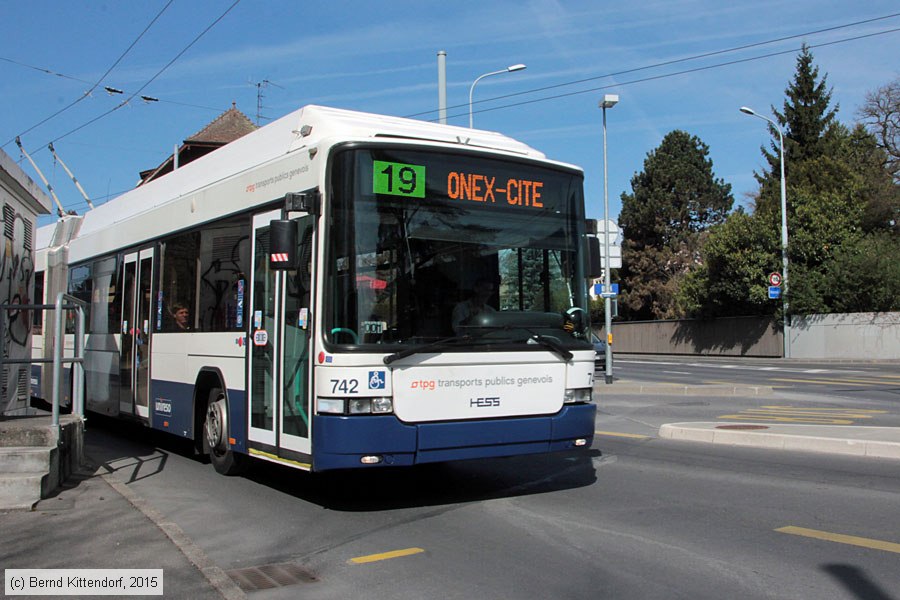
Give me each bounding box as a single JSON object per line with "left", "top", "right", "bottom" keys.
{"left": 0, "top": 56, "right": 225, "bottom": 113}
{"left": 37, "top": 0, "right": 241, "bottom": 152}
{"left": 2, "top": 0, "right": 175, "bottom": 150}
{"left": 439, "top": 26, "right": 900, "bottom": 124}
{"left": 405, "top": 11, "right": 900, "bottom": 120}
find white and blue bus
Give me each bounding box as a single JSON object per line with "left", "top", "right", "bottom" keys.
{"left": 34, "top": 105, "right": 599, "bottom": 474}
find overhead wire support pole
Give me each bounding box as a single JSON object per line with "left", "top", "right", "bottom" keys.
{"left": 15, "top": 137, "right": 65, "bottom": 217}
{"left": 48, "top": 143, "right": 94, "bottom": 210}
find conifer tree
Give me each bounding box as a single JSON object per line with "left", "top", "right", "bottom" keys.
{"left": 756, "top": 44, "right": 838, "bottom": 214}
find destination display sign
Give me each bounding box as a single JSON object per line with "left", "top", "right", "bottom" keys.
{"left": 371, "top": 154, "right": 564, "bottom": 212}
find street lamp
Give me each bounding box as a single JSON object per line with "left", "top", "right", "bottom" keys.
{"left": 740, "top": 106, "right": 790, "bottom": 358}
{"left": 600, "top": 94, "right": 618, "bottom": 384}
{"left": 468, "top": 64, "right": 526, "bottom": 128}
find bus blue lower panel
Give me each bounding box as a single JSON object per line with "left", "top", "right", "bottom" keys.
{"left": 312, "top": 403, "right": 595, "bottom": 471}
{"left": 149, "top": 380, "right": 247, "bottom": 453}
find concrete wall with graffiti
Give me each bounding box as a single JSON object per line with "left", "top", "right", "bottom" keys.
{"left": 0, "top": 149, "right": 52, "bottom": 415}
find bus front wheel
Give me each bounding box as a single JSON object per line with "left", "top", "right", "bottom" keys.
{"left": 203, "top": 388, "right": 247, "bottom": 476}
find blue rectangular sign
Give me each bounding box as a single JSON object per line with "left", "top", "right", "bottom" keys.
{"left": 593, "top": 283, "right": 619, "bottom": 296}
{"left": 768, "top": 286, "right": 782, "bottom": 299}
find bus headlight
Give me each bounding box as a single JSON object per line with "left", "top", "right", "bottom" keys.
{"left": 371, "top": 397, "right": 393, "bottom": 413}
{"left": 318, "top": 397, "right": 394, "bottom": 415}
{"left": 348, "top": 398, "right": 371, "bottom": 414}
{"left": 564, "top": 388, "right": 593, "bottom": 404}
{"left": 318, "top": 398, "right": 345, "bottom": 414}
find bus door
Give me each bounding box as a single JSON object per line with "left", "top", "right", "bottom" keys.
{"left": 119, "top": 248, "right": 153, "bottom": 419}
{"left": 248, "top": 210, "right": 314, "bottom": 456}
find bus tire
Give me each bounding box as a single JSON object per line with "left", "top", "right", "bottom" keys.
{"left": 203, "top": 387, "right": 247, "bottom": 476}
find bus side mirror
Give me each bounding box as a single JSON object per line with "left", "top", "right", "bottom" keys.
{"left": 587, "top": 236, "right": 603, "bottom": 279}
{"left": 269, "top": 220, "right": 297, "bottom": 270}
{"left": 285, "top": 189, "right": 320, "bottom": 215}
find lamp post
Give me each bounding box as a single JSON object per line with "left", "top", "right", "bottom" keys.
{"left": 468, "top": 64, "right": 526, "bottom": 128}
{"left": 740, "top": 106, "right": 790, "bottom": 358}
{"left": 600, "top": 94, "right": 618, "bottom": 384}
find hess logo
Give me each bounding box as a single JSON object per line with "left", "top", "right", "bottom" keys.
{"left": 470, "top": 397, "right": 500, "bottom": 408}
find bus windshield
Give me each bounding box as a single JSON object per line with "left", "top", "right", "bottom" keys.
{"left": 326, "top": 147, "right": 590, "bottom": 349}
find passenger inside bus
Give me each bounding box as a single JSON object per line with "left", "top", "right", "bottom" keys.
{"left": 452, "top": 277, "right": 497, "bottom": 333}
{"left": 171, "top": 303, "right": 192, "bottom": 331}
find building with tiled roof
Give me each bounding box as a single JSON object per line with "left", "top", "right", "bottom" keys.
{"left": 138, "top": 104, "right": 257, "bottom": 186}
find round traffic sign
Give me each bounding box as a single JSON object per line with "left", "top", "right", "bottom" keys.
{"left": 768, "top": 272, "right": 782, "bottom": 286}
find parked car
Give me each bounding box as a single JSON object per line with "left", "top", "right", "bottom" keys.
{"left": 592, "top": 333, "right": 605, "bottom": 366}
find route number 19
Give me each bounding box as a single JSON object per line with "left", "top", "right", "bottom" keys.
{"left": 373, "top": 160, "right": 426, "bottom": 198}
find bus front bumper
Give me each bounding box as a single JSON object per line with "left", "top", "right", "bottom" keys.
{"left": 311, "top": 403, "right": 596, "bottom": 471}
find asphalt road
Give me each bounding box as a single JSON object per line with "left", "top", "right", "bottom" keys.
{"left": 83, "top": 369, "right": 900, "bottom": 600}
{"left": 610, "top": 355, "right": 900, "bottom": 401}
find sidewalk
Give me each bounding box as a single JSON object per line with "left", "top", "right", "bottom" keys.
{"left": 0, "top": 466, "right": 243, "bottom": 599}
{"left": 659, "top": 422, "right": 900, "bottom": 460}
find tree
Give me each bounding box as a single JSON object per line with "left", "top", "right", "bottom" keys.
{"left": 823, "top": 231, "right": 900, "bottom": 312}
{"left": 756, "top": 44, "right": 839, "bottom": 215}
{"left": 687, "top": 47, "right": 899, "bottom": 318}
{"left": 857, "top": 77, "right": 900, "bottom": 181}
{"left": 677, "top": 211, "right": 778, "bottom": 318}
{"left": 838, "top": 123, "right": 899, "bottom": 233}
{"left": 618, "top": 130, "right": 733, "bottom": 320}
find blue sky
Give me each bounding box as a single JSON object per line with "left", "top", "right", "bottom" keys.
{"left": 2, "top": 1, "right": 898, "bottom": 228}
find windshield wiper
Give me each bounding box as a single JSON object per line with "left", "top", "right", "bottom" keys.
{"left": 384, "top": 326, "right": 575, "bottom": 365}
{"left": 383, "top": 334, "right": 477, "bottom": 365}
{"left": 524, "top": 331, "right": 573, "bottom": 362}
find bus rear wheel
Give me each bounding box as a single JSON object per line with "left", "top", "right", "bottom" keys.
{"left": 203, "top": 388, "right": 247, "bottom": 476}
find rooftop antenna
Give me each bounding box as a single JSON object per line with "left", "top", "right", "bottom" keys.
{"left": 48, "top": 143, "right": 95, "bottom": 210}
{"left": 14, "top": 137, "right": 65, "bottom": 217}
{"left": 253, "top": 79, "right": 283, "bottom": 126}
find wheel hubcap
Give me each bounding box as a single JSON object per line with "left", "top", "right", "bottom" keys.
{"left": 206, "top": 400, "right": 226, "bottom": 452}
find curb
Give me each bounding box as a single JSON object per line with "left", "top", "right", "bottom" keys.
{"left": 100, "top": 473, "right": 246, "bottom": 600}
{"left": 659, "top": 423, "right": 900, "bottom": 460}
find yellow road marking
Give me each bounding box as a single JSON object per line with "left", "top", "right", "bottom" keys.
{"left": 717, "top": 405, "right": 888, "bottom": 425}
{"left": 718, "top": 414, "right": 854, "bottom": 424}
{"left": 742, "top": 408, "right": 883, "bottom": 418}
{"left": 595, "top": 430, "right": 650, "bottom": 439}
{"left": 776, "top": 526, "right": 900, "bottom": 554}
{"left": 759, "top": 406, "right": 886, "bottom": 413}
{"left": 350, "top": 548, "right": 425, "bottom": 564}
{"left": 771, "top": 378, "right": 876, "bottom": 387}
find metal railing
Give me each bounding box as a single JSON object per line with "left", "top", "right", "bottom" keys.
{"left": 0, "top": 293, "right": 86, "bottom": 426}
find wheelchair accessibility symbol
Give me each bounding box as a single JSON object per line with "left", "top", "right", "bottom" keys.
{"left": 368, "top": 370, "right": 386, "bottom": 390}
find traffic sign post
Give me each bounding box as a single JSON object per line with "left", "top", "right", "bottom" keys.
{"left": 768, "top": 272, "right": 782, "bottom": 287}
{"left": 768, "top": 286, "right": 782, "bottom": 299}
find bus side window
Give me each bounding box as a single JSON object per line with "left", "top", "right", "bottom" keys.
{"left": 159, "top": 232, "right": 199, "bottom": 332}
{"left": 197, "top": 215, "right": 251, "bottom": 332}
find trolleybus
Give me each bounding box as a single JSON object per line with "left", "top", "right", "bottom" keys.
{"left": 33, "top": 105, "right": 599, "bottom": 474}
